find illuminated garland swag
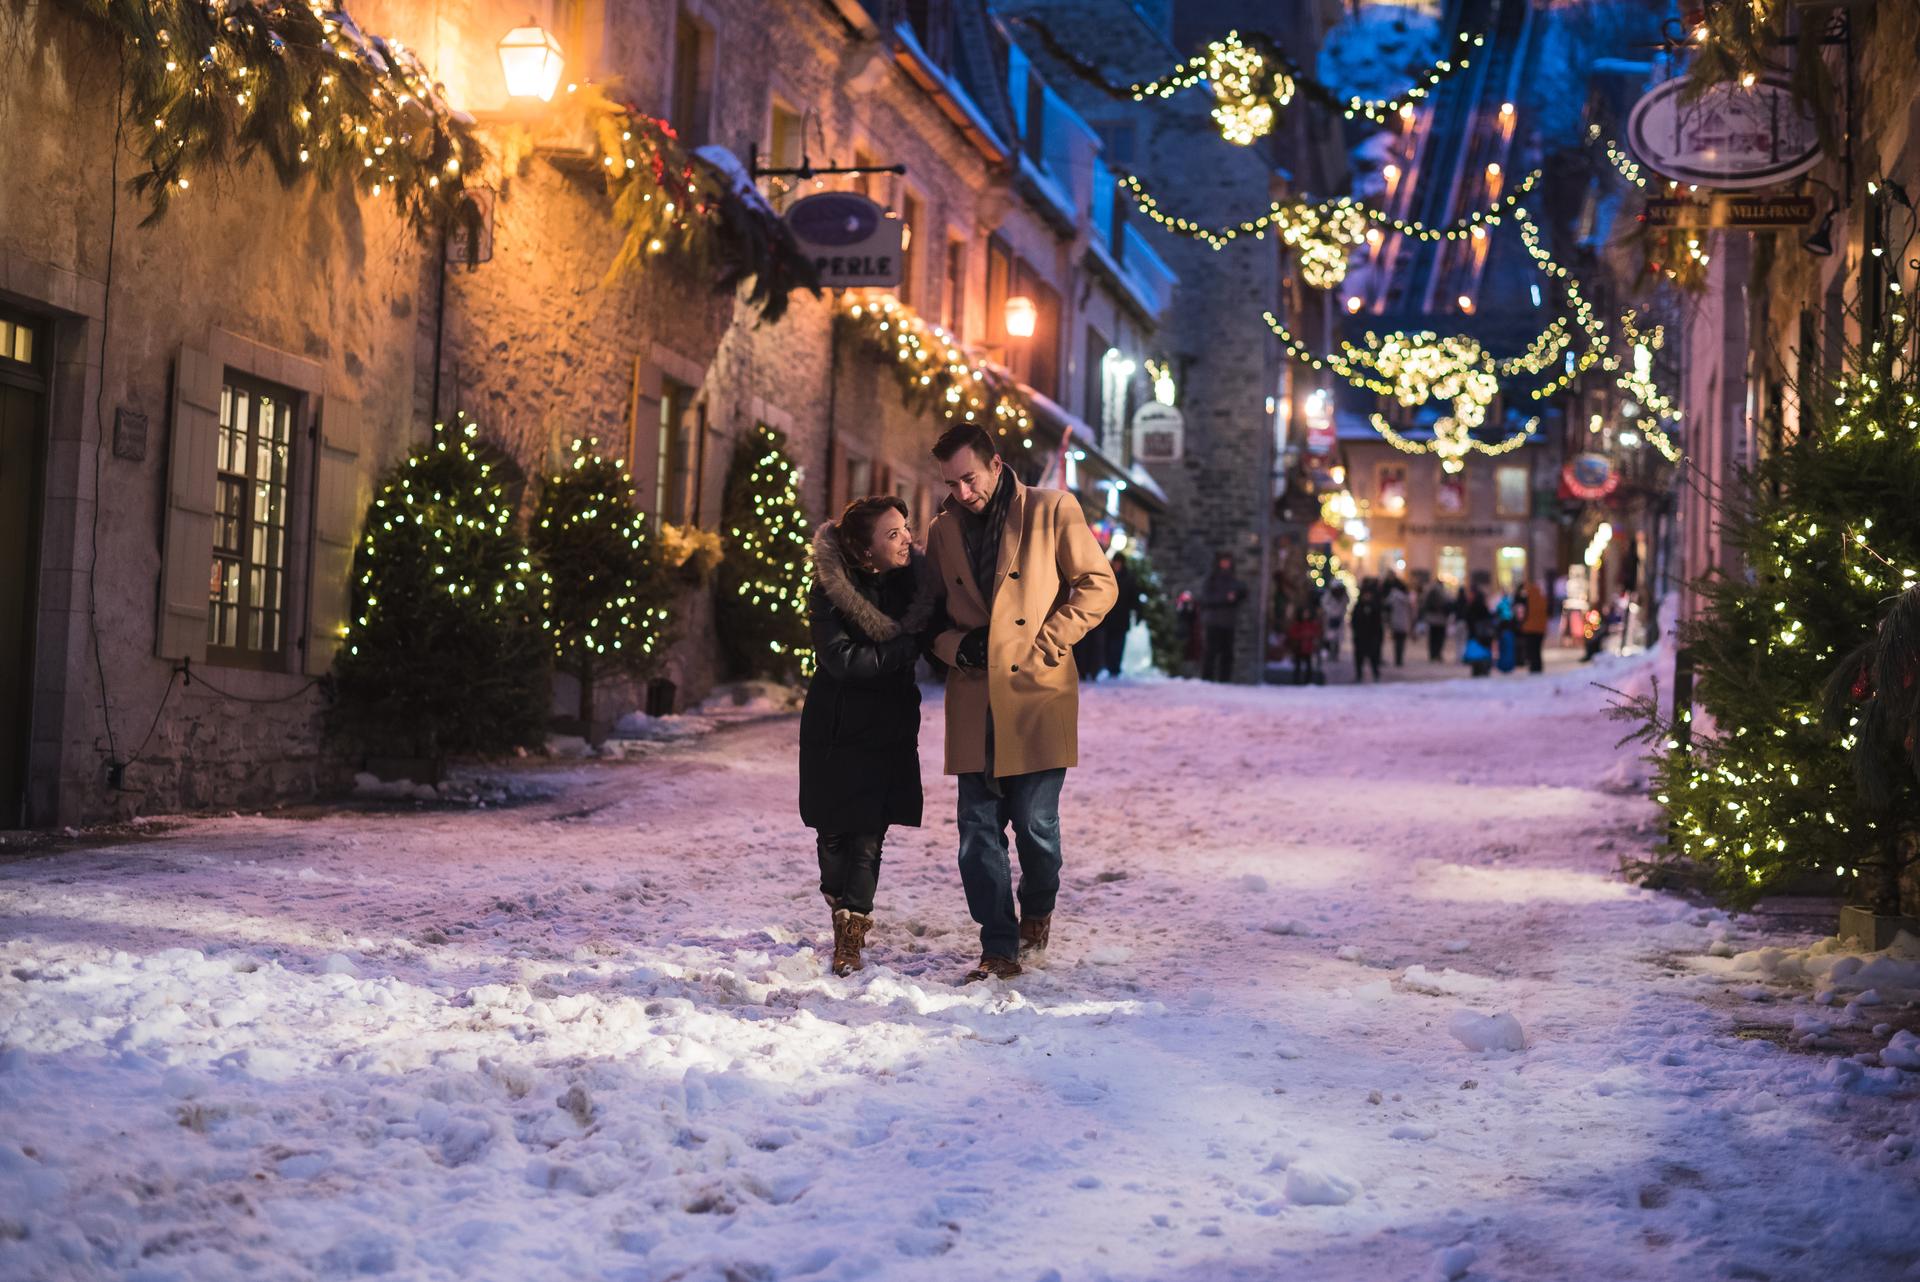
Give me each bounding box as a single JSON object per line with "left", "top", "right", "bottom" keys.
{"left": 1007, "top": 15, "right": 1483, "bottom": 133}
{"left": 57, "top": 0, "right": 818, "bottom": 317}
{"left": 56, "top": 0, "right": 483, "bottom": 228}
{"left": 837, "top": 296, "right": 1036, "bottom": 439}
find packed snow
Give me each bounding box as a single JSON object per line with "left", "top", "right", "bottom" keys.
{"left": 3, "top": 652, "right": 1919, "bottom": 1280}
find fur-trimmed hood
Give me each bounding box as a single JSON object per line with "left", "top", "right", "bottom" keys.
{"left": 810, "top": 523, "right": 937, "bottom": 641}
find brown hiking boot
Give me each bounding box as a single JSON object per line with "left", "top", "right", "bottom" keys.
{"left": 1019, "top": 914, "right": 1052, "bottom": 958}
{"left": 963, "top": 954, "right": 1022, "bottom": 983}
{"left": 831, "top": 909, "right": 872, "bottom": 977}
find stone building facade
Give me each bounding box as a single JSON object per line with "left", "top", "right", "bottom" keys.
{"left": 1, "top": 0, "right": 1177, "bottom": 826}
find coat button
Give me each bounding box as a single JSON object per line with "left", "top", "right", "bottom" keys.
{"left": 1016, "top": 618, "right": 1026, "bottom": 626}
{"left": 1009, "top": 571, "right": 1021, "bottom": 579}
{"left": 1011, "top": 664, "right": 1020, "bottom": 673}
{"left": 955, "top": 576, "right": 963, "bottom": 585}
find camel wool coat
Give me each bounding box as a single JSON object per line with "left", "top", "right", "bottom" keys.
{"left": 927, "top": 476, "right": 1117, "bottom": 777}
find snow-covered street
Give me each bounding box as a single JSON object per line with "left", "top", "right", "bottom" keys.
{"left": 4, "top": 660, "right": 1919, "bottom": 1282}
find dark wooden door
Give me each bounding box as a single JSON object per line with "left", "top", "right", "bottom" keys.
{"left": 0, "top": 309, "right": 46, "bottom": 828}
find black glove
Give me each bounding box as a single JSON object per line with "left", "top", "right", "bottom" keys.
{"left": 955, "top": 626, "right": 989, "bottom": 671}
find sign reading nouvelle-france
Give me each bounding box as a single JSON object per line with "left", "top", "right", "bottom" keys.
{"left": 1131, "top": 401, "right": 1185, "bottom": 463}
{"left": 1626, "top": 76, "right": 1821, "bottom": 191}
{"left": 1643, "top": 195, "right": 1815, "bottom": 228}
{"left": 785, "top": 192, "right": 902, "bottom": 288}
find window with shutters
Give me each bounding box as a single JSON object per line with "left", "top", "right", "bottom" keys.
{"left": 657, "top": 378, "right": 696, "bottom": 523}
{"left": 209, "top": 372, "right": 296, "bottom": 667}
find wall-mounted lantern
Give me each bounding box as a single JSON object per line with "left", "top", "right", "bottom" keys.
{"left": 499, "top": 21, "right": 566, "bottom": 102}
{"left": 1004, "top": 295, "right": 1037, "bottom": 339}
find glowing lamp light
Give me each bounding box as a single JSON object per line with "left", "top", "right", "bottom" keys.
{"left": 1004, "top": 295, "right": 1038, "bottom": 339}
{"left": 1457, "top": 294, "right": 1475, "bottom": 313}
{"left": 1345, "top": 295, "right": 1364, "bottom": 314}
{"left": 499, "top": 21, "right": 566, "bottom": 102}
{"left": 1104, "top": 347, "right": 1137, "bottom": 379}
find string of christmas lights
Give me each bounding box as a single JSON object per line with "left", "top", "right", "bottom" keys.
{"left": 1118, "top": 169, "right": 1542, "bottom": 256}
{"left": 838, "top": 295, "right": 1037, "bottom": 443}
{"left": 1006, "top": 15, "right": 1484, "bottom": 138}
{"left": 56, "top": 0, "right": 485, "bottom": 228}
{"left": 1513, "top": 206, "right": 1611, "bottom": 397}
{"left": 1369, "top": 412, "right": 1540, "bottom": 473}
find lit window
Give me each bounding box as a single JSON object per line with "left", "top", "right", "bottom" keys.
{"left": 210, "top": 373, "right": 295, "bottom": 662}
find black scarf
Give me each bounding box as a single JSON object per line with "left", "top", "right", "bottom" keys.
{"left": 960, "top": 470, "right": 1015, "bottom": 604}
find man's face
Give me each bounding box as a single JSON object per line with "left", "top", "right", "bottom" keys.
{"left": 940, "top": 448, "right": 1003, "bottom": 514}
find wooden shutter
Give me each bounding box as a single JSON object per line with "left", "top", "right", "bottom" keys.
{"left": 305, "top": 400, "right": 362, "bottom": 676}
{"left": 155, "top": 346, "right": 221, "bottom": 661}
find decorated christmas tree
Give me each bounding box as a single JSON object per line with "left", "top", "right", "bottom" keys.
{"left": 715, "top": 424, "right": 812, "bottom": 679}
{"left": 528, "top": 440, "right": 675, "bottom": 739}
{"left": 1618, "top": 310, "right": 1920, "bottom": 909}
{"left": 330, "top": 416, "right": 547, "bottom": 759}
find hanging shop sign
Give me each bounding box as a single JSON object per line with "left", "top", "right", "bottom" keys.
{"left": 1643, "top": 195, "right": 1815, "bottom": 229}
{"left": 785, "top": 192, "right": 902, "bottom": 288}
{"left": 1132, "top": 401, "right": 1186, "bottom": 463}
{"left": 1626, "top": 76, "right": 1821, "bottom": 191}
{"left": 1560, "top": 452, "right": 1619, "bottom": 501}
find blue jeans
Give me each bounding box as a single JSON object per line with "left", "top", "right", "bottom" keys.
{"left": 956, "top": 768, "right": 1067, "bottom": 959}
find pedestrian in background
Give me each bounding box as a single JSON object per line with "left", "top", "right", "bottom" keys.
{"left": 1200, "top": 552, "right": 1247, "bottom": 683}
{"left": 1421, "top": 578, "right": 1452, "bottom": 661}
{"left": 1286, "top": 598, "right": 1325, "bottom": 685}
{"left": 1350, "top": 578, "right": 1386, "bottom": 683}
{"left": 1104, "top": 551, "right": 1138, "bottom": 679}
{"left": 1385, "top": 574, "right": 1414, "bottom": 668}
{"left": 1516, "top": 577, "right": 1548, "bottom": 674}
{"left": 1322, "top": 579, "right": 1349, "bottom": 661}
{"left": 1463, "top": 580, "right": 1495, "bottom": 678}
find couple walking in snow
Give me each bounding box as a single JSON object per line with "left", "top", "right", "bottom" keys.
{"left": 797, "top": 424, "right": 1118, "bottom": 982}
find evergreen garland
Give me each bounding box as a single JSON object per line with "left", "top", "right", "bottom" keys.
{"left": 1615, "top": 313, "right": 1920, "bottom": 908}
{"left": 528, "top": 440, "right": 675, "bottom": 738}
{"left": 55, "top": 0, "right": 483, "bottom": 229}
{"left": 715, "top": 424, "right": 812, "bottom": 680}
{"left": 330, "top": 416, "right": 547, "bottom": 758}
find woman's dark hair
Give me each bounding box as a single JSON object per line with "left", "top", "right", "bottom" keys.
{"left": 835, "top": 495, "right": 910, "bottom": 564}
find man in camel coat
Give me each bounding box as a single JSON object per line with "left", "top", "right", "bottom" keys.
{"left": 924, "top": 424, "right": 1117, "bottom": 981}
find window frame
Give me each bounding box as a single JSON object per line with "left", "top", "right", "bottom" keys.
{"left": 207, "top": 369, "right": 300, "bottom": 671}
{"left": 657, "top": 378, "right": 697, "bottom": 524}
{"left": 670, "top": 7, "right": 716, "bottom": 148}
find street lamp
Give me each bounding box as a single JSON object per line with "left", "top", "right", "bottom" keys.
{"left": 499, "top": 20, "right": 566, "bottom": 102}
{"left": 1004, "top": 295, "right": 1037, "bottom": 339}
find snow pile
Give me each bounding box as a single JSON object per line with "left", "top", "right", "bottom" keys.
{"left": 1447, "top": 1009, "right": 1527, "bottom": 1052}
{"left": 1727, "top": 931, "right": 1920, "bottom": 996}
{"left": 692, "top": 679, "right": 805, "bottom": 719}
{"left": 607, "top": 711, "right": 718, "bottom": 743}
{"left": 352, "top": 771, "right": 439, "bottom": 801}
{"left": 1283, "top": 1159, "right": 1362, "bottom": 1206}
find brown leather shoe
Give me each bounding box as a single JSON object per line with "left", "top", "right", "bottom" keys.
{"left": 1018, "top": 914, "right": 1052, "bottom": 957}
{"left": 963, "top": 954, "right": 1022, "bottom": 982}
{"left": 831, "top": 909, "right": 872, "bottom": 977}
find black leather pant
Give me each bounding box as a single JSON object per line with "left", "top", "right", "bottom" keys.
{"left": 818, "top": 830, "right": 885, "bottom": 915}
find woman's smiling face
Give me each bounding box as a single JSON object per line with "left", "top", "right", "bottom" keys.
{"left": 865, "top": 507, "right": 913, "bottom": 571}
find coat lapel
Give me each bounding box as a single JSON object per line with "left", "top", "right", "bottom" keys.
{"left": 992, "top": 477, "right": 1028, "bottom": 595}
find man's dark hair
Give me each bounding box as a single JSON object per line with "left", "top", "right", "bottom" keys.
{"left": 931, "top": 424, "right": 998, "bottom": 465}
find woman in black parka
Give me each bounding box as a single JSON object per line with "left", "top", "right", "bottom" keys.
{"left": 800, "top": 495, "right": 935, "bottom": 976}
